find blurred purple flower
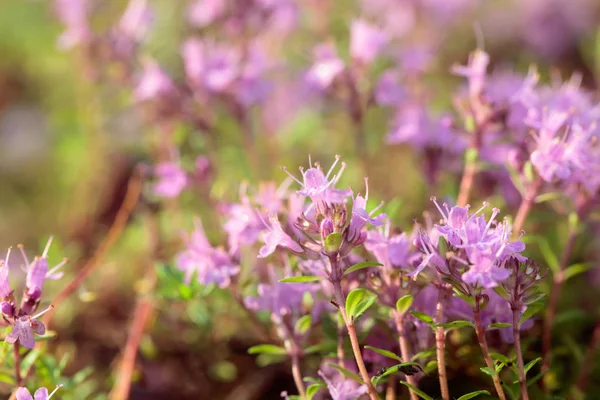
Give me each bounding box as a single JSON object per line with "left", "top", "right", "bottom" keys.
{"left": 452, "top": 49, "right": 489, "bottom": 98}
{"left": 135, "top": 60, "right": 175, "bottom": 102}
{"left": 318, "top": 368, "right": 367, "bottom": 400}
{"left": 55, "top": 0, "right": 91, "bottom": 49}
{"left": 182, "top": 38, "right": 240, "bottom": 92}
{"left": 152, "top": 162, "right": 187, "bottom": 198}
{"left": 188, "top": 0, "right": 226, "bottom": 27}
{"left": 118, "top": 0, "right": 153, "bottom": 43}
{"left": 306, "top": 43, "right": 345, "bottom": 90}
{"left": 374, "top": 70, "right": 405, "bottom": 106}
{"left": 16, "top": 385, "right": 61, "bottom": 400}
{"left": 258, "top": 215, "right": 303, "bottom": 258}
{"left": 350, "top": 19, "right": 388, "bottom": 65}
{"left": 245, "top": 279, "right": 314, "bottom": 317}
{"left": 176, "top": 220, "right": 239, "bottom": 287}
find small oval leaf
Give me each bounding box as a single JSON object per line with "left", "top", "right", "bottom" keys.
{"left": 248, "top": 344, "right": 287, "bottom": 355}
{"left": 410, "top": 311, "right": 434, "bottom": 326}
{"left": 279, "top": 276, "right": 325, "bottom": 283}
{"left": 457, "top": 390, "right": 491, "bottom": 400}
{"left": 396, "top": 295, "right": 413, "bottom": 315}
{"left": 325, "top": 362, "right": 364, "bottom": 384}
{"left": 344, "top": 261, "right": 383, "bottom": 275}
{"left": 364, "top": 345, "right": 403, "bottom": 362}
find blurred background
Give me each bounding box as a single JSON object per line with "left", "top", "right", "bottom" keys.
{"left": 0, "top": 0, "right": 599, "bottom": 399}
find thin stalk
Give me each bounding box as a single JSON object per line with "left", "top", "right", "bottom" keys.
{"left": 541, "top": 228, "right": 577, "bottom": 373}
{"left": 512, "top": 307, "right": 529, "bottom": 400}
{"left": 385, "top": 379, "right": 397, "bottom": 400}
{"left": 457, "top": 157, "right": 478, "bottom": 207}
{"left": 512, "top": 176, "right": 543, "bottom": 238}
{"left": 332, "top": 281, "right": 378, "bottom": 400}
{"left": 44, "top": 168, "right": 143, "bottom": 326}
{"left": 473, "top": 299, "right": 507, "bottom": 400}
{"left": 435, "top": 290, "right": 450, "bottom": 400}
{"left": 274, "top": 316, "right": 306, "bottom": 400}
{"left": 393, "top": 311, "right": 419, "bottom": 400}
{"left": 337, "top": 314, "right": 346, "bottom": 366}
{"left": 575, "top": 322, "right": 600, "bottom": 394}
{"left": 13, "top": 344, "right": 22, "bottom": 387}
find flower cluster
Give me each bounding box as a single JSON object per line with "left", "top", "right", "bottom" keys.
{"left": 2, "top": 238, "right": 65, "bottom": 349}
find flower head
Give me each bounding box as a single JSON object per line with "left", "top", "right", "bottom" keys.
{"left": 306, "top": 43, "right": 345, "bottom": 90}
{"left": 347, "top": 179, "right": 386, "bottom": 243}
{"left": 16, "top": 385, "right": 62, "bottom": 400}
{"left": 135, "top": 60, "right": 175, "bottom": 102}
{"left": 258, "top": 215, "right": 303, "bottom": 258}
{"left": 5, "top": 306, "right": 53, "bottom": 349}
{"left": 452, "top": 49, "right": 489, "bottom": 98}
{"left": 350, "top": 19, "right": 388, "bottom": 64}
{"left": 318, "top": 368, "right": 367, "bottom": 400}
{"left": 176, "top": 220, "right": 239, "bottom": 287}
{"left": 152, "top": 161, "right": 188, "bottom": 198}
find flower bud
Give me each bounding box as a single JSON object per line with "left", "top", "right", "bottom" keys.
{"left": 320, "top": 218, "right": 335, "bottom": 241}
{"left": 1, "top": 301, "right": 14, "bottom": 317}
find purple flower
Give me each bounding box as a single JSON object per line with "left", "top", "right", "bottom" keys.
{"left": 152, "top": 162, "right": 188, "bottom": 198}
{"left": 176, "top": 221, "right": 239, "bottom": 287}
{"left": 431, "top": 198, "right": 526, "bottom": 288}
{"left": 188, "top": 0, "right": 226, "bottom": 27}
{"left": 0, "top": 248, "right": 12, "bottom": 299}
{"left": 16, "top": 385, "right": 62, "bottom": 400}
{"left": 350, "top": 19, "right": 388, "bottom": 65}
{"left": 387, "top": 104, "right": 466, "bottom": 154}
{"left": 306, "top": 43, "right": 345, "bottom": 90}
{"left": 408, "top": 229, "right": 447, "bottom": 278}
{"left": 5, "top": 306, "right": 53, "bottom": 349}
{"left": 318, "top": 368, "right": 367, "bottom": 400}
{"left": 452, "top": 49, "right": 489, "bottom": 98}
{"left": 258, "top": 215, "right": 303, "bottom": 258}
{"left": 347, "top": 179, "right": 386, "bottom": 243}
{"left": 245, "top": 279, "right": 314, "bottom": 317}
{"left": 374, "top": 70, "right": 405, "bottom": 106}
{"left": 55, "top": 0, "right": 90, "bottom": 49}
{"left": 223, "top": 200, "right": 264, "bottom": 255}
{"left": 23, "top": 237, "right": 66, "bottom": 299}
{"left": 182, "top": 38, "right": 240, "bottom": 92}
{"left": 283, "top": 156, "right": 352, "bottom": 209}
{"left": 135, "top": 60, "right": 175, "bottom": 102}
{"left": 117, "top": 0, "right": 153, "bottom": 43}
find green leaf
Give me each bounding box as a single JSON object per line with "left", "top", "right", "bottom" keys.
{"left": 480, "top": 367, "right": 497, "bottom": 377}
{"left": 453, "top": 291, "right": 476, "bottom": 307}
{"left": 294, "top": 315, "right": 312, "bottom": 335}
{"left": 325, "top": 362, "right": 364, "bottom": 384}
{"left": 534, "top": 192, "right": 564, "bottom": 204}
{"left": 410, "top": 311, "right": 434, "bottom": 326}
{"left": 523, "top": 161, "right": 535, "bottom": 182}
{"left": 493, "top": 285, "right": 511, "bottom": 301}
{"left": 364, "top": 345, "right": 403, "bottom": 362}
{"left": 399, "top": 382, "right": 434, "bottom": 400}
{"left": 457, "top": 390, "right": 491, "bottom": 400}
{"left": 372, "top": 362, "right": 422, "bottom": 385}
{"left": 434, "top": 320, "right": 475, "bottom": 330}
{"left": 248, "top": 344, "right": 287, "bottom": 355}
{"left": 563, "top": 263, "right": 592, "bottom": 281}
{"left": 306, "top": 383, "right": 325, "bottom": 400}
{"left": 346, "top": 289, "right": 376, "bottom": 321}
{"left": 303, "top": 377, "right": 321, "bottom": 383}
{"left": 437, "top": 236, "right": 449, "bottom": 256}
{"left": 354, "top": 294, "right": 377, "bottom": 321}
{"left": 279, "top": 276, "right": 325, "bottom": 283}
{"left": 536, "top": 237, "right": 560, "bottom": 274}
{"left": 520, "top": 301, "right": 544, "bottom": 325}
{"left": 396, "top": 295, "right": 413, "bottom": 315}
{"left": 488, "top": 322, "right": 512, "bottom": 329}
{"left": 523, "top": 292, "right": 546, "bottom": 305}
{"left": 304, "top": 343, "right": 336, "bottom": 355}
{"left": 344, "top": 261, "right": 382, "bottom": 275}
{"left": 324, "top": 232, "right": 343, "bottom": 252}
{"left": 524, "top": 357, "right": 542, "bottom": 374}
{"left": 412, "top": 349, "right": 436, "bottom": 361}
{"left": 490, "top": 352, "right": 512, "bottom": 364}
